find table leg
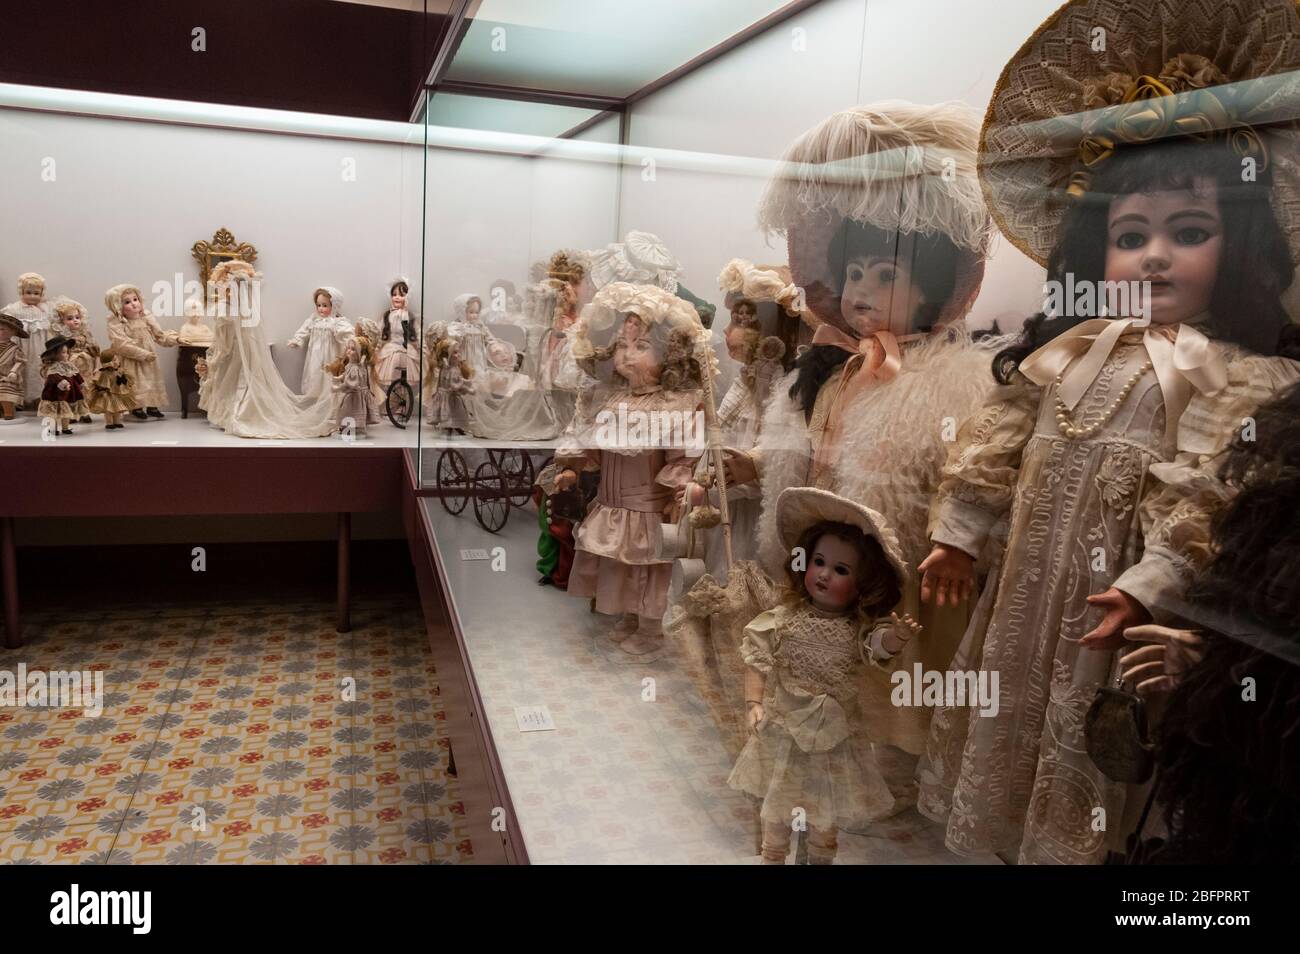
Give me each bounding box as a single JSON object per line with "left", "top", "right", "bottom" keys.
{"left": 336, "top": 511, "right": 351, "bottom": 634}
{"left": 2, "top": 516, "right": 19, "bottom": 648}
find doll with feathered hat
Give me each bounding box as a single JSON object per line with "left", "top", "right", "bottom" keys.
{"left": 37, "top": 335, "right": 88, "bottom": 434}
{"left": 719, "top": 101, "right": 1010, "bottom": 811}
{"left": 551, "top": 281, "right": 711, "bottom": 654}
{"left": 0, "top": 308, "right": 29, "bottom": 422}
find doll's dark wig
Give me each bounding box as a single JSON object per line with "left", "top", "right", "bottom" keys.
{"left": 790, "top": 219, "right": 960, "bottom": 414}
{"left": 1140, "top": 381, "right": 1300, "bottom": 864}
{"left": 994, "top": 136, "right": 1300, "bottom": 384}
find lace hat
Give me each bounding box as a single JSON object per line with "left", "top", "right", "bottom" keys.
{"left": 571, "top": 281, "right": 714, "bottom": 375}
{"left": 980, "top": 0, "right": 1300, "bottom": 266}
{"left": 589, "top": 231, "right": 682, "bottom": 292}
{"left": 776, "top": 486, "right": 911, "bottom": 591}
{"left": 758, "top": 100, "right": 993, "bottom": 335}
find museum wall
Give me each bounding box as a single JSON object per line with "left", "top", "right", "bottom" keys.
{"left": 617, "top": 0, "right": 1062, "bottom": 333}
{"left": 0, "top": 107, "right": 422, "bottom": 402}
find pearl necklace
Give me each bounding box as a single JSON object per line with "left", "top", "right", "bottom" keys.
{"left": 1053, "top": 358, "right": 1152, "bottom": 440}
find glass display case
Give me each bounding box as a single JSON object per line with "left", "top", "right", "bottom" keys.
{"left": 3, "top": 0, "right": 1298, "bottom": 873}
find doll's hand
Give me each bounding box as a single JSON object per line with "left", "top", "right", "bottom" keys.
{"left": 144, "top": 352, "right": 158, "bottom": 362}
{"left": 721, "top": 449, "right": 757, "bottom": 487}
{"left": 884, "top": 613, "right": 922, "bottom": 652}
{"left": 1118, "top": 625, "right": 1205, "bottom": 697}
{"left": 287, "top": 340, "right": 300, "bottom": 349}
{"left": 684, "top": 481, "right": 708, "bottom": 508}
{"left": 1080, "top": 587, "right": 1151, "bottom": 651}
{"left": 554, "top": 468, "right": 578, "bottom": 492}
{"left": 919, "top": 544, "right": 975, "bottom": 607}
{"left": 57, "top": 379, "right": 70, "bottom": 391}
{"left": 746, "top": 701, "right": 765, "bottom": 732}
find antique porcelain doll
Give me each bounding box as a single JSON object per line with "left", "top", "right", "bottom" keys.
{"left": 38, "top": 335, "right": 87, "bottom": 435}
{"left": 50, "top": 298, "right": 99, "bottom": 422}
{"left": 729, "top": 487, "right": 918, "bottom": 864}
{"left": 4, "top": 272, "right": 53, "bottom": 407}
{"left": 375, "top": 277, "right": 419, "bottom": 389}
{"left": 447, "top": 293, "right": 515, "bottom": 376}
{"left": 722, "top": 102, "right": 1004, "bottom": 811}
{"left": 287, "top": 286, "right": 352, "bottom": 396}
{"left": 105, "top": 283, "right": 177, "bottom": 419}
{"left": 552, "top": 282, "right": 710, "bottom": 655}
{"left": 916, "top": 0, "right": 1300, "bottom": 865}
{"left": 86, "top": 346, "right": 137, "bottom": 430}
{"left": 176, "top": 298, "right": 214, "bottom": 347}
{"left": 424, "top": 336, "right": 474, "bottom": 434}
{"left": 0, "top": 309, "right": 29, "bottom": 422}
{"left": 328, "top": 336, "right": 380, "bottom": 437}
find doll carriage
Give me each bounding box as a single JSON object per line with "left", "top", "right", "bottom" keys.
{"left": 433, "top": 446, "right": 536, "bottom": 533}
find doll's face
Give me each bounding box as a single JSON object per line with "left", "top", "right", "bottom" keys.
{"left": 1104, "top": 179, "right": 1223, "bottom": 326}
{"left": 345, "top": 340, "right": 359, "bottom": 363}
{"left": 466, "top": 298, "right": 481, "bottom": 321}
{"left": 0, "top": 326, "right": 12, "bottom": 343}
{"left": 390, "top": 287, "right": 408, "bottom": 311}
{"left": 20, "top": 286, "right": 43, "bottom": 306}
{"left": 612, "top": 315, "right": 663, "bottom": 388}
{"left": 840, "top": 256, "right": 926, "bottom": 336}
{"left": 61, "top": 312, "right": 83, "bottom": 332}
{"left": 121, "top": 291, "right": 144, "bottom": 319}
{"left": 315, "top": 294, "right": 333, "bottom": 318}
{"left": 52, "top": 345, "right": 69, "bottom": 362}
{"left": 804, "top": 533, "right": 862, "bottom": 613}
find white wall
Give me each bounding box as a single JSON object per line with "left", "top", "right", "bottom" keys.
{"left": 0, "top": 108, "right": 422, "bottom": 406}
{"left": 619, "top": 0, "right": 1066, "bottom": 333}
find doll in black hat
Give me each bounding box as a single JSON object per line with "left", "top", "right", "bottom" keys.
{"left": 37, "top": 334, "right": 87, "bottom": 435}
{"left": 0, "top": 309, "right": 29, "bottom": 422}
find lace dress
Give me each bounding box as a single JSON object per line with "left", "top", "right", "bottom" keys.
{"left": 917, "top": 333, "right": 1300, "bottom": 864}
{"left": 3, "top": 300, "right": 51, "bottom": 400}
{"left": 728, "top": 604, "right": 895, "bottom": 831}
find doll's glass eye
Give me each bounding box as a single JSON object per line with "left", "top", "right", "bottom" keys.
{"left": 834, "top": 564, "right": 850, "bottom": 575}
{"left": 876, "top": 267, "right": 895, "bottom": 284}
{"left": 1115, "top": 231, "right": 1146, "bottom": 250}
{"left": 846, "top": 265, "right": 865, "bottom": 283}
{"left": 812, "top": 555, "right": 824, "bottom": 567}
{"left": 1176, "top": 226, "right": 1211, "bottom": 246}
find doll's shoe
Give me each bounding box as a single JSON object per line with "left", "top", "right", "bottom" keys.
{"left": 61, "top": 428, "right": 73, "bottom": 435}
{"left": 537, "top": 575, "right": 554, "bottom": 587}
{"left": 619, "top": 630, "right": 663, "bottom": 655}
{"left": 610, "top": 614, "right": 639, "bottom": 641}
{"left": 146, "top": 407, "right": 165, "bottom": 419}
{"left": 79, "top": 415, "right": 92, "bottom": 423}
{"left": 130, "top": 409, "right": 148, "bottom": 420}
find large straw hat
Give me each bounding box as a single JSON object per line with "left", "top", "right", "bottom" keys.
{"left": 980, "top": 0, "right": 1300, "bottom": 266}
{"left": 758, "top": 100, "right": 993, "bottom": 334}
{"left": 775, "top": 487, "right": 911, "bottom": 592}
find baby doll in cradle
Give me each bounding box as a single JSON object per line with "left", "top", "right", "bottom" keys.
{"left": 729, "top": 486, "right": 920, "bottom": 864}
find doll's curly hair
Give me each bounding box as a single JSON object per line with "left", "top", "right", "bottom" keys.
{"left": 1141, "top": 380, "right": 1300, "bottom": 864}
{"left": 781, "top": 520, "right": 901, "bottom": 626}
{"left": 581, "top": 313, "right": 703, "bottom": 391}
{"left": 324, "top": 335, "right": 372, "bottom": 377}
{"left": 432, "top": 336, "right": 474, "bottom": 379}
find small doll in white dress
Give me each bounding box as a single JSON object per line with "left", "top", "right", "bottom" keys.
{"left": 729, "top": 486, "right": 920, "bottom": 864}
{"left": 50, "top": 298, "right": 99, "bottom": 423}
{"left": 424, "top": 336, "right": 475, "bottom": 434}
{"left": 4, "top": 272, "right": 53, "bottom": 408}
{"left": 287, "top": 286, "right": 352, "bottom": 396}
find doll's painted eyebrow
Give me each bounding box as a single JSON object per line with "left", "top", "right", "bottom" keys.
{"left": 1109, "top": 207, "right": 1218, "bottom": 230}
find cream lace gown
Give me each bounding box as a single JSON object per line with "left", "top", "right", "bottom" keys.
{"left": 289, "top": 314, "right": 353, "bottom": 396}
{"left": 107, "top": 313, "right": 175, "bottom": 408}
{"left": 728, "top": 605, "right": 895, "bottom": 831}
{"left": 918, "top": 333, "right": 1300, "bottom": 864}
{"left": 4, "top": 300, "right": 51, "bottom": 400}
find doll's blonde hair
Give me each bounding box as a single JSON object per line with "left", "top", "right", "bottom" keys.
{"left": 584, "top": 312, "right": 702, "bottom": 391}
{"left": 433, "top": 336, "right": 474, "bottom": 378}
{"left": 17, "top": 272, "right": 46, "bottom": 295}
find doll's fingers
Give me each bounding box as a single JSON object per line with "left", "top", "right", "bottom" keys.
{"left": 919, "top": 573, "right": 934, "bottom": 605}
{"left": 1136, "top": 674, "right": 1177, "bottom": 697}
{"left": 1122, "top": 623, "right": 1184, "bottom": 646}
{"left": 1119, "top": 643, "right": 1164, "bottom": 667}
{"left": 1121, "top": 659, "right": 1166, "bottom": 685}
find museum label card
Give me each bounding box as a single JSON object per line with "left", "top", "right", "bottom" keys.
{"left": 459, "top": 548, "right": 490, "bottom": 561}
{"left": 514, "top": 705, "right": 555, "bottom": 732}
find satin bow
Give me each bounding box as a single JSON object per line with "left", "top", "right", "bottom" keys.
{"left": 1019, "top": 318, "right": 1227, "bottom": 444}
{"left": 809, "top": 324, "right": 922, "bottom": 483}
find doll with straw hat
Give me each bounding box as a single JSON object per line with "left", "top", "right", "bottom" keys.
{"left": 720, "top": 101, "right": 1012, "bottom": 809}
{"left": 916, "top": 0, "right": 1300, "bottom": 865}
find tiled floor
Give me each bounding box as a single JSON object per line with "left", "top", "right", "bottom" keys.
{"left": 0, "top": 594, "right": 472, "bottom": 865}
{"left": 426, "top": 494, "right": 1000, "bottom": 865}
